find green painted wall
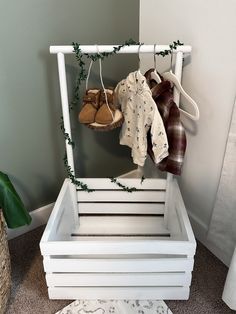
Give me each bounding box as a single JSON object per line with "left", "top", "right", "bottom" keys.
{"left": 0, "top": 0, "right": 139, "bottom": 211}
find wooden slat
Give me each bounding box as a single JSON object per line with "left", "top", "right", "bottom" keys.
{"left": 70, "top": 235, "right": 171, "bottom": 240}
{"left": 48, "top": 286, "right": 190, "bottom": 300}
{"left": 43, "top": 257, "right": 194, "bottom": 273}
{"left": 41, "top": 240, "right": 196, "bottom": 256}
{"left": 76, "top": 178, "right": 167, "bottom": 190}
{"left": 73, "top": 216, "right": 169, "bottom": 236}
{"left": 46, "top": 272, "right": 192, "bottom": 287}
{"left": 78, "top": 202, "right": 164, "bottom": 215}
{"left": 77, "top": 191, "right": 166, "bottom": 202}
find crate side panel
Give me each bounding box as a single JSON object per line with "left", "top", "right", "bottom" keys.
{"left": 40, "top": 179, "right": 73, "bottom": 244}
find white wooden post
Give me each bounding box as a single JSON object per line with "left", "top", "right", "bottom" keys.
{"left": 57, "top": 52, "right": 79, "bottom": 226}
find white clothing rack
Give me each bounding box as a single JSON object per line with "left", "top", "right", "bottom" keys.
{"left": 40, "top": 44, "right": 196, "bottom": 301}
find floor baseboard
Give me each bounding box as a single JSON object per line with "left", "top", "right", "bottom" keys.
{"left": 188, "top": 211, "right": 230, "bottom": 266}
{"left": 7, "top": 203, "right": 54, "bottom": 240}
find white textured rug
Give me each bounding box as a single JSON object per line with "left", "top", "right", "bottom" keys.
{"left": 56, "top": 300, "right": 172, "bottom": 314}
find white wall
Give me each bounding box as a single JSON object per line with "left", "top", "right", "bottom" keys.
{"left": 140, "top": 0, "right": 236, "bottom": 248}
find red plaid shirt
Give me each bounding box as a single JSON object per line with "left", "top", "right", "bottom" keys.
{"left": 145, "top": 69, "right": 186, "bottom": 175}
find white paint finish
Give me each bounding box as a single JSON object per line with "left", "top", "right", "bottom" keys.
{"left": 78, "top": 202, "right": 164, "bottom": 215}
{"left": 41, "top": 239, "right": 195, "bottom": 256}
{"left": 7, "top": 203, "right": 54, "bottom": 240}
{"left": 77, "top": 190, "right": 166, "bottom": 202}
{"left": 76, "top": 178, "right": 167, "bottom": 190}
{"left": 139, "top": 0, "right": 236, "bottom": 229}
{"left": 48, "top": 286, "right": 190, "bottom": 300}
{"left": 73, "top": 216, "right": 169, "bottom": 236}
{"left": 50, "top": 45, "right": 192, "bottom": 54}
{"left": 40, "top": 180, "right": 74, "bottom": 244}
{"left": 57, "top": 53, "right": 75, "bottom": 175}
{"left": 43, "top": 256, "right": 194, "bottom": 273}
{"left": 46, "top": 272, "right": 192, "bottom": 287}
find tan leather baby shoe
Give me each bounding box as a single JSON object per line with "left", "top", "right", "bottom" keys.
{"left": 95, "top": 89, "right": 116, "bottom": 125}
{"left": 78, "top": 89, "right": 101, "bottom": 124}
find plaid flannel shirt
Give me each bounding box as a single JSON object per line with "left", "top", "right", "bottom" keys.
{"left": 145, "top": 69, "right": 186, "bottom": 175}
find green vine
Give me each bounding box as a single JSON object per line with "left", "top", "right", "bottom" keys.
{"left": 156, "top": 40, "right": 184, "bottom": 57}
{"left": 63, "top": 153, "right": 95, "bottom": 192}
{"left": 141, "top": 175, "right": 145, "bottom": 184}
{"left": 60, "top": 39, "right": 184, "bottom": 192}
{"left": 110, "top": 177, "right": 137, "bottom": 193}
{"left": 60, "top": 117, "right": 75, "bottom": 148}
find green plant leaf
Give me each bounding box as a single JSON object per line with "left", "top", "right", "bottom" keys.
{"left": 0, "top": 171, "right": 32, "bottom": 229}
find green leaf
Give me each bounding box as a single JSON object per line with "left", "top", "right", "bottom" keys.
{"left": 0, "top": 171, "right": 32, "bottom": 229}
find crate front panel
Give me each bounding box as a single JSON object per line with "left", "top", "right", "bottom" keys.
{"left": 48, "top": 286, "right": 190, "bottom": 300}
{"left": 44, "top": 256, "right": 194, "bottom": 273}
{"left": 46, "top": 271, "right": 192, "bottom": 287}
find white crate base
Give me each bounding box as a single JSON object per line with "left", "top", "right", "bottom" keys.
{"left": 40, "top": 177, "right": 196, "bottom": 300}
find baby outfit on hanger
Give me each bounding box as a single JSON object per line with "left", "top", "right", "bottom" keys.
{"left": 145, "top": 69, "right": 186, "bottom": 175}
{"left": 115, "top": 70, "right": 168, "bottom": 167}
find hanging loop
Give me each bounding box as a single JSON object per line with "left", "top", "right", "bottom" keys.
{"left": 153, "top": 44, "right": 157, "bottom": 70}
{"left": 96, "top": 45, "right": 115, "bottom": 123}
{"left": 85, "top": 60, "right": 93, "bottom": 90}
{"left": 138, "top": 43, "right": 142, "bottom": 70}
{"left": 170, "top": 47, "right": 173, "bottom": 71}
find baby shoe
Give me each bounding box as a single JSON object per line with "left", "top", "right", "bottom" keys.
{"left": 95, "top": 88, "right": 116, "bottom": 125}
{"left": 78, "top": 89, "right": 101, "bottom": 124}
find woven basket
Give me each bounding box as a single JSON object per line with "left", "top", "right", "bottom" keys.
{"left": 0, "top": 211, "right": 11, "bottom": 314}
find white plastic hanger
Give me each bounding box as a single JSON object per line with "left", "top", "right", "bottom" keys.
{"left": 150, "top": 44, "right": 162, "bottom": 84}
{"left": 162, "top": 50, "right": 200, "bottom": 121}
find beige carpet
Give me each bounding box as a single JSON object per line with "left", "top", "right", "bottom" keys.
{"left": 5, "top": 226, "right": 235, "bottom": 314}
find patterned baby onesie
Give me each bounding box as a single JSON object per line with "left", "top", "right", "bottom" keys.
{"left": 115, "top": 70, "right": 168, "bottom": 166}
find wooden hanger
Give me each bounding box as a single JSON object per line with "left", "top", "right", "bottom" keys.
{"left": 162, "top": 51, "right": 200, "bottom": 121}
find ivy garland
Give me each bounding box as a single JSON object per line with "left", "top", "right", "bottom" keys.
{"left": 110, "top": 177, "right": 137, "bottom": 193}
{"left": 60, "top": 39, "right": 184, "bottom": 192}
{"left": 156, "top": 40, "right": 183, "bottom": 57}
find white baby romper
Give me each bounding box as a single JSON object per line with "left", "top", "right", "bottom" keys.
{"left": 115, "top": 70, "right": 168, "bottom": 166}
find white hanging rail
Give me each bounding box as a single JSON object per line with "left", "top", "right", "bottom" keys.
{"left": 50, "top": 45, "right": 191, "bottom": 54}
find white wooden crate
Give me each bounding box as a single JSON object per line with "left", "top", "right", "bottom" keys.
{"left": 40, "top": 177, "right": 196, "bottom": 300}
